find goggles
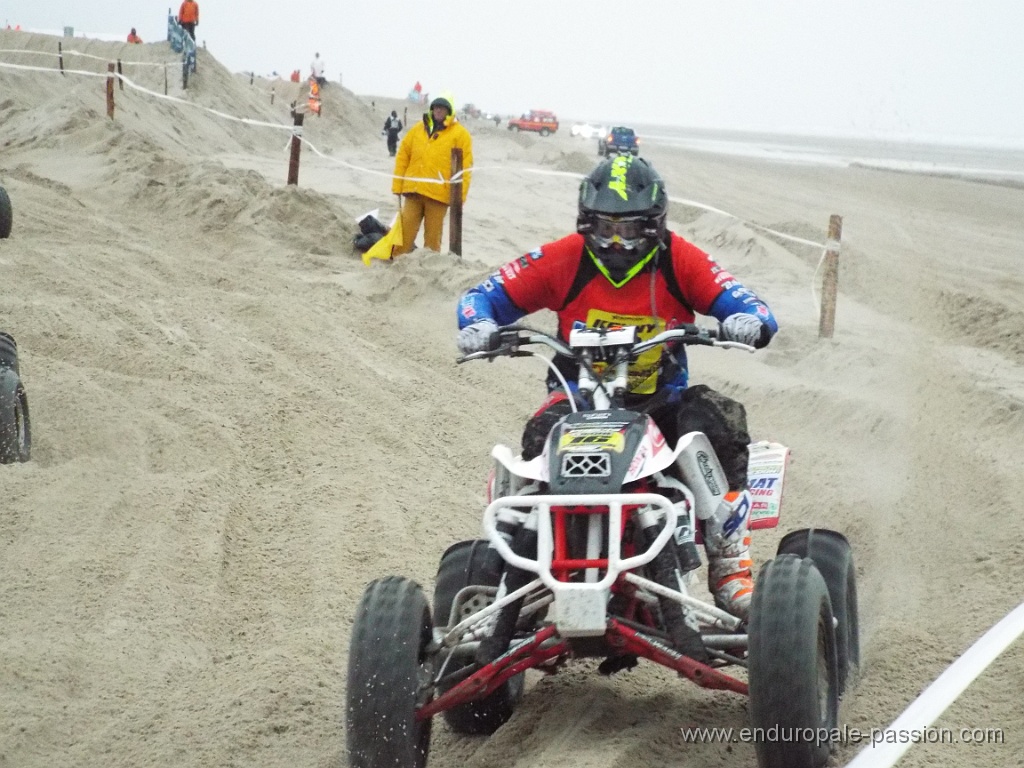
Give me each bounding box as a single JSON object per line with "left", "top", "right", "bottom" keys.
{"left": 591, "top": 215, "right": 647, "bottom": 249}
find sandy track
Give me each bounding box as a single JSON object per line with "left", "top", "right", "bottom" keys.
{"left": 2, "top": 30, "right": 1022, "bottom": 768}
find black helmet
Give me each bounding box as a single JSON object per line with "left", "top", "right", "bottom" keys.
{"left": 577, "top": 155, "right": 668, "bottom": 286}
{"left": 429, "top": 93, "right": 455, "bottom": 115}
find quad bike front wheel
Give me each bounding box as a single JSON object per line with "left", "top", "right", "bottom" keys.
{"left": 346, "top": 576, "right": 433, "bottom": 768}
{"left": 0, "top": 333, "right": 31, "bottom": 464}
{"left": 776, "top": 528, "right": 860, "bottom": 694}
{"left": 433, "top": 539, "right": 524, "bottom": 735}
{"left": 748, "top": 554, "right": 839, "bottom": 768}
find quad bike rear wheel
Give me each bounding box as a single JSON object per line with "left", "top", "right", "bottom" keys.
{"left": 0, "top": 333, "right": 31, "bottom": 464}
{"left": 346, "top": 576, "right": 433, "bottom": 768}
{"left": 776, "top": 528, "right": 860, "bottom": 693}
{"left": 433, "top": 539, "right": 524, "bottom": 735}
{"left": 748, "top": 554, "right": 839, "bottom": 768}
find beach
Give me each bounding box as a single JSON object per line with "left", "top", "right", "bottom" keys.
{"left": 1, "top": 30, "right": 1023, "bottom": 768}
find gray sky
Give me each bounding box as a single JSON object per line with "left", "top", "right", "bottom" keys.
{"left": 5, "top": 1, "right": 1023, "bottom": 144}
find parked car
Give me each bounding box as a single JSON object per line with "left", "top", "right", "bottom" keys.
{"left": 571, "top": 122, "right": 607, "bottom": 140}
{"left": 507, "top": 110, "right": 559, "bottom": 136}
{"left": 598, "top": 126, "right": 640, "bottom": 157}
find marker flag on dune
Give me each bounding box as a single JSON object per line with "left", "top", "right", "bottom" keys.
{"left": 361, "top": 213, "right": 404, "bottom": 265}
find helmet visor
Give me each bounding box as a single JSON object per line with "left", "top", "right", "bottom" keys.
{"left": 592, "top": 215, "right": 646, "bottom": 250}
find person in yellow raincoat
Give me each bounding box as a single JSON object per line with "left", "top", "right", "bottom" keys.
{"left": 391, "top": 92, "right": 473, "bottom": 254}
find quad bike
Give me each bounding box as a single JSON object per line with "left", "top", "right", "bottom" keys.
{"left": 0, "top": 331, "right": 31, "bottom": 464}
{"left": 346, "top": 323, "right": 859, "bottom": 768}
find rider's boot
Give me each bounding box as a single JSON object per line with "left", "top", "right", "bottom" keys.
{"left": 475, "top": 594, "right": 524, "bottom": 666}
{"left": 638, "top": 508, "right": 710, "bottom": 663}
{"left": 704, "top": 489, "right": 754, "bottom": 622}
{"left": 480, "top": 508, "right": 526, "bottom": 586}
{"left": 521, "top": 394, "right": 575, "bottom": 460}
{"left": 651, "top": 547, "right": 710, "bottom": 663}
{"left": 475, "top": 525, "right": 538, "bottom": 665}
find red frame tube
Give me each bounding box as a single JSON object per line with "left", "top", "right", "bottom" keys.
{"left": 416, "top": 620, "right": 747, "bottom": 722}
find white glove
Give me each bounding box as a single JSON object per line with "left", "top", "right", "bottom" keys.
{"left": 719, "top": 313, "right": 764, "bottom": 346}
{"left": 457, "top": 319, "right": 499, "bottom": 354}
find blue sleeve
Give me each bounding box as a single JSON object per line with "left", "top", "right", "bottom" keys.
{"left": 457, "top": 273, "right": 527, "bottom": 329}
{"left": 707, "top": 283, "right": 779, "bottom": 339}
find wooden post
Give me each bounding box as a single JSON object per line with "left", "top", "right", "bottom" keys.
{"left": 116, "top": 59, "right": 123, "bottom": 90}
{"left": 58, "top": 42, "right": 65, "bottom": 75}
{"left": 250, "top": 72, "right": 254, "bottom": 86}
{"left": 449, "top": 148, "right": 464, "bottom": 257}
{"left": 818, "top": 214, "right": 843, "bottom": 338}
{"left": 270, "top": 87, "right": 275, "bottom": 105}
{"left": 164, "top": 63, "right": 168, "bottom": 95}
{"left": 106, "top": 62, "right": 115, "bottom": 119}
{"left": 287, "top": 109, "right": 304, "bottom": 185}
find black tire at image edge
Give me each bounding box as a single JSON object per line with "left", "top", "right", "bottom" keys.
{"left": 0, "top": 186, "right": 12, "bottom": 239}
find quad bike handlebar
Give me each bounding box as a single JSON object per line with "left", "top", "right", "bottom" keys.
{"left": 458, "top": 322, "right": 755, "bottom": 411}
{"left": 457, "top": 321, "right": 752, "bottom": 363}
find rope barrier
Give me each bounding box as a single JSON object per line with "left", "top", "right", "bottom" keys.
{"left": 843, "top": 600, "right": 1024, "bottom": 768}
{"left": 0, "top": 47, "right": 173, "bottom": 67}
{"left": 0, "top": 55, "right": 830, "bottom": 273}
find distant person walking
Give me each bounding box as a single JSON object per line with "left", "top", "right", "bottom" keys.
{"left": 127, "top": 27, "right": 143, "bottom": 44}
{"left": 311, "top": 52, "right": 326, "bottom": 87}
{"left": 391, "top": 92, "right": 473, "bottom": 254}
{"left": 383, "top": 111, "right": 403, "bottom": 157}
{"left": 178, "top": 0, "right": 199, "bottom": 41}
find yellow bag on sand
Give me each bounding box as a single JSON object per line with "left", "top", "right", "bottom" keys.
{"left": 361, "top": 213, "right": 404, "bottom": 265}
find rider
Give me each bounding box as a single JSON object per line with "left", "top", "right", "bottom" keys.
{"left": 456, "top": 155, "right": 778, "bottom": 659}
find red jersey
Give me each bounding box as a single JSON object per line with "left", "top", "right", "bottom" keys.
{"left": 458, "top": 231, "right": 777, "bottom": 394}
{"left": 500, "top": 233, "right": 724, "bottom": 336}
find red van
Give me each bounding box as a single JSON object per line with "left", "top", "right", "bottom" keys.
{"left": 507, "top": 110, "right": 559, "bottom": 136}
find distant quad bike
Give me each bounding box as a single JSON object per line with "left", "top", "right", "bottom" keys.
{"left": 346, "top": 324, "right": 859, "bottom": 768}
{"left": 0, "top": 332, "right": 31, "bottom": 463}
{"left": 0, "top": 184, "right": 12, "bottom": 239}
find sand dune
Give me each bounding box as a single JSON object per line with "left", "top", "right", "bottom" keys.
{"left": 2, "top": 29, "right": 1022, "bottom": 768}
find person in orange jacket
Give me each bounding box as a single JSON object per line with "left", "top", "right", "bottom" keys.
{"left": 391, "top": 92, "right": 473, "bottom": 254}
{"left": 178, "top": 0, "right": 199, "bottom": 41}
{"left": 127, "top": 28, "right": 142, "bottom": 44}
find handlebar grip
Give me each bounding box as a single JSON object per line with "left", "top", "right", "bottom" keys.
{"left": 486, "top": 327, "right": 505, "bottom": 352}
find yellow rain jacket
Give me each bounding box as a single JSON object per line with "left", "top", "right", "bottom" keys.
{"left": 392, "top": 102, "right": 473, "bottom": 204}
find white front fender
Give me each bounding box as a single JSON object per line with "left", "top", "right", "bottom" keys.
{"left": 492, "top": 443, "right": 548, "bottom": 482}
